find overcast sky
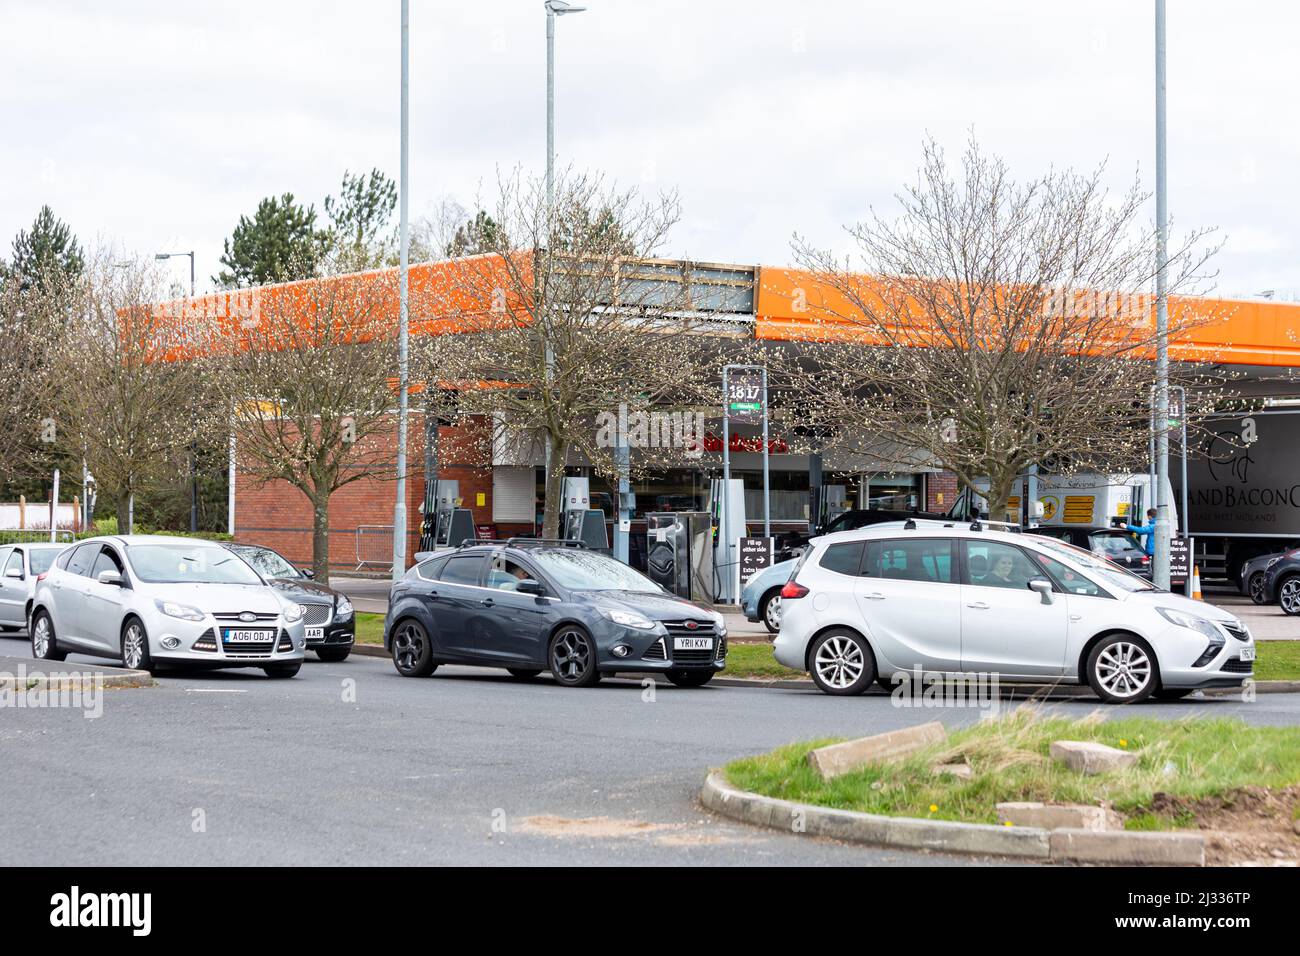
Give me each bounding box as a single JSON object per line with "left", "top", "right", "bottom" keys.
{"left": 2, "top": 1, "right": 1297, "bottom": 299}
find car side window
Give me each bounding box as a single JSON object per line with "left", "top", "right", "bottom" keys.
{"left": 416, "top": 555, "right": 449, "bottom": 581}
{"left": 486, "top": 555, "right": 535, "bottom": 591}
{"left": 1033, "top": 551, "right": 1104, "bottom": 597}
{"left": 4, "top": 549, "right": 22, "bottom": 577}
{"left": 65, "top": 544, "right": 95, "bottom": 577}
{"left": 439, "top": 554, "right": 485, "bottom": 587}
{"left": 818, "top": 541, "right": 864, "bottom": 576}
{"left": 964, "top": 541, "right": 1042, "bottom": 590}
{"left": 90, "top": 547, "right": 124, "bottom": 580}
{"left": 864, "top": 538, "right": 953, "bottom": 583}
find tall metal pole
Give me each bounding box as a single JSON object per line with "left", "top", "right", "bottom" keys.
{"left": 391, "top": 0, "right": 411, "bottom": 582}
{"left": 1153, "top": 0, "right": 1172, "bottom": 589}
{"left": 546, "top": 8, "right": 556, "bottom": 213}
{"left": 761, "top": 366, "right": 770, "bottom": 537}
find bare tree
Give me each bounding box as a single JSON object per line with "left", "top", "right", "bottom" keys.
{"left": 787, "top": 138, "right": 1226, "bottom": 517}
{"left": 209, "top": 257, "right": 400, "bottom": 582}
{"left": 417, "top": 168, "right": 730, "bottom": 538}
{"left": 51, "top": 251, "right": 218, "bottom": 530}
{"left": 0, "top": 268, "right": 67, "bottom": 488}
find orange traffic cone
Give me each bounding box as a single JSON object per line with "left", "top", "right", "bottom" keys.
{"left": 1191, "top": 565, "right": 1203, "bottom": 601}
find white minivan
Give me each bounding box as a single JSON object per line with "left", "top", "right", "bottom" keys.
{"left": 773, "top": 521, "right": 1255, "bottom": 703}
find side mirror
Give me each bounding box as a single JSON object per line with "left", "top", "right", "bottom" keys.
{"left": 300, "top": 568, "right": 315, "bottom": 579}
{"left": 1028, "top": 577, "right": 1054, "bottom": 604}
{"left": 3, "top": 568, "right": 21, "bottom": 580}
{"left": 516, "top": 578, "right": 544, "bottom": 596}
{"left": 97, "top": 570, "right": 124, "bottom": 587}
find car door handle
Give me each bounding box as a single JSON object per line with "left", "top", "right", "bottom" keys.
{"left": 424, "top": 590, "right": 438, "bottom": 600}
{"left": 479, "top": 598, "right": 495, "bottom": 608}
{"left": 966, "top": 601, "right": 990, "bottom": 610}
{"left": 862, "top": 592, "right": 885, "bottom": 600}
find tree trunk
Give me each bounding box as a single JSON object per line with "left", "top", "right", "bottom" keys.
{"left": 541, "top": 433, "right": 568, "bottom": 540}
{"left": 116, "top": 494, "right": 130, "bottom": 535}
{"left": 311, "top": 495, "right": 330, "bottom": 585}
{"left": 985, "top": 472, "right": 1019, "bottom": 523}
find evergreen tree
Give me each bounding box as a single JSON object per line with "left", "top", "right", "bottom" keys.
{"left": 445, "top": 210, "right": 502, "bottom": 258}
{"left": 6, "top": 205, "right": 84, "bottom": 294}
{"left": 324, "top": 168, "right": 397, "bottom": 270}
{"left": 214, "top": 193, "right": 327, "bottom": 288}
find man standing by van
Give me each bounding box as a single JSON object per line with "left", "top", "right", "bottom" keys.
{"left": 1125, "top": 508, "right": 1158, "bottom": 557}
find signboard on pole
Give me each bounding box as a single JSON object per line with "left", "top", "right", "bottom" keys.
{"left": 1169, "top": 535, "right": 1191, "bottom": 586}
{"left": 726, "top": 372, "right": 764, "bottom": 424}
{"left": 736, "top": 536, "right": 775, "bottom": 598}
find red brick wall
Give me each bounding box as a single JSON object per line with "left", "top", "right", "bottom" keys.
{"left": 925, "top": 471, "right": 960, "bottom": 513}
{"left": 234, "top": 413, "right": 494, "bottom": 572}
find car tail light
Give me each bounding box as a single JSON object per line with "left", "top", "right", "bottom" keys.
{"left": 36, "top": 573, "right": 47, "bottom": 582}
{"left": 781, "top": 580, "right": 810, "bottom": 599}
{"left": 1141, "top": 555, "right": 1150, "bottom": 565}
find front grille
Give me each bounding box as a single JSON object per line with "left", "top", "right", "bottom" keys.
{"left": 213, "top": 611, "right": 278, "bottom": 622}
{"left": 642, "top": 638, "right": 666, "bottom": 661}
{"left": 302, "top": 603, "right": 332, "bottom": 627}
{"left": 663, "top": 620, "right": 717, "bottom": 665}
{"left": 1222, "top": 658, "right": 1254, "bottom": 674}
{"left": 1222, "top": 623, "right": 1249, "bottom": 642}
{"left": 663, "top": 620, "right": 717, "bottom": 636}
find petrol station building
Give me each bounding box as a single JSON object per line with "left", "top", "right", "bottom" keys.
{"left": 167, "top": 255, "right": 1300, "bottom": 575}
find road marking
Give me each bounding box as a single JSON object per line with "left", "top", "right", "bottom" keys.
{"left": 184, "top": 688, "right": 248, "bottom": 694}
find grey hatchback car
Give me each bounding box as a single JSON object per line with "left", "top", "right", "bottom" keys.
{"left": 384, "top": 540, "right": 727, "bottom": 687}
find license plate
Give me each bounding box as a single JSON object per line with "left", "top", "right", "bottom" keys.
{"left": 305, "top": 627, "right": 325, "bottom": 642}
{"left": 1240, "top": 647, "right": 1256, "bottom": 662}
{"left": 223, "top": 628, "right": 275, "bottom": 643}
{"left": 673, "top": 637, "right": 712, "bottom": 650}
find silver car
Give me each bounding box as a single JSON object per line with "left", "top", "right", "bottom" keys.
{"left": 0, "top": 543, "right": 67, "bottom": 634}
{"left": 29, "top": 534, "right": 306, "bottom": 677}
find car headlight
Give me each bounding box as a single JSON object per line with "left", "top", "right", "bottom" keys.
{"left": 282, "top": 603, "right": 306, "bottom": 624}
{"left": 1156, "top": 606, "right": 1223, "bottom": 640}
{"left": 154, "top": 599, "right": 206, "bottom": 622}
{"left": 1267, "top": 557, "right": 1281, "bottom": 570}
{"left": 336, "top": 596, "right": 354, "bottom": 619}
{"left": 598, "top": 607, "right": 657, "bottom": 630}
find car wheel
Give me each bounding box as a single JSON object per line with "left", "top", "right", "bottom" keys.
{"left": 120, "top": 618, "right": 154, "bottom": 673}
{"left": 1155, "top": 687, "right": 1193, "bottom": 701}
{"left": 808, "top": 629, "right": 875, "bottom": 696}
{"left": 1086, "top": 634, "right": 1158, "bottom": 704}
{"left": 760, "top": 590, "right": 782, "bottom": 633}
{"left": 263, "top": 662, "right": 301, "bottom": 679}
{"left": 1248, "top": 571, "right": 1268, "bottom": 605}
{"left": 507, "top": 668, "right": 542, "bottom": 680}
{"left": 391, "top": 619, "right": 436, "bottom": 677}
{"left": 549, "top": 626, "right": 601, "bottom": 687}
{"left": 315, "top": 647, "right": 351, "bottom": 662}
{"left": 1278, "top": 576, "right": 1300, "bottom": 616}
{"left": 30, "top": 611, "right": 67, "bottom": 662}
{"left": 666, "top": 669, "right": 714, "bottom": 688}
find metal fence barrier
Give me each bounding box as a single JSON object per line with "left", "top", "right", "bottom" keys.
{"left": 355, "top": 525, "right": 395, "bottom": 572}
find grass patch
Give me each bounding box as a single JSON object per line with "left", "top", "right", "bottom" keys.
{"left": 355, "top": 612, "right": 386, "bottom": 646}
{"left": 724, "top": 642, "right": 805, "bottom": 680}
{"left": 1256, "top": 640, "right": 1300, "bottom": 681}
{"left": 723, "top": 708, "right": 1300, "bottom": 829}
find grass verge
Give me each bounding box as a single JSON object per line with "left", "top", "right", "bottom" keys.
{"left": 723, "top": 708, "right": 1300, "bottom": 829}
{"left": 1255, "top": 639, "right": 1300, "bottom": 681}
{"left": 355, "top": 612, "right": 385, "bottom": 646}
{"left": 724, "top": 642, "right": 804, "bottom": 679}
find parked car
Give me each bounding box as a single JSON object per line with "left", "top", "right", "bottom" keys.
{"left": 774, "top": 508, "right": 953, "bottom": 562}
{"left": 1239, "top": 549, "right": 1290, "bottom": 604}
{"left": 1024, "top": 525, "right": 1151, "bottom": 578}
{"left": 740, "top": 558, "right": 796, "bottom": 633}
{"left": 29, "top": 535, "right": 307, "bottom": 677}
{"left": 385, "top": 540, "right": 727, "bottom": 687}
{"left": 1260, "top": 549, "right": 1300, "bottom": 614}
{"left": 0, "top": 542, "right": 67, "bottom": 635}
{"left": 224, "top": 543, "right": 355, "bottom": 661}
{"left": 773, "top": 521, "right": 1254, "bottom": 703}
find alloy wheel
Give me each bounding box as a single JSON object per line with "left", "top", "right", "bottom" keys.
{"left": 1280, "top": 579, "right": 1300, "bottom": 615}
{"left": 1249, "top": 572, "right": 1267, "bottom": 604}
{"left": 393, "top": 622, "right": 426, "bottom": 671}
{"left": 32, "top": 615, "right": 50, "bottom": 658}
{"left": 551, "top": 629, "right": 592, "bottom": 683}
{"left": 123, "top": 623, "right": 145, "bottom": 670}
{"left": 1094, "top": 641, "right": 1152, "bottom": 698}
{"left": 814, "top": 635, "right": 864, "bottom": 690}
{"left": 764, "top": 594, "right": 782, "bottom": 631}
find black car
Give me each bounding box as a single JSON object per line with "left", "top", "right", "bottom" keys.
{"left": 225, "top": 543, "right": 356, "bottom": 661}
{"left": 1261, "top": 549, "right": 1300, "bottom": 614}
{"left": 775, "top": 508, "right": 954, "bottom": 562}
{"left": 384, "top": 540, "right": 726, "bottom": 688}
{"left": 1023, "top": 526, "right": 1152, "bottom": 578}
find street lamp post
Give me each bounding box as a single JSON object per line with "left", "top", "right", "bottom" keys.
{"left": 156, "top": 251, "right": 198, "bottom": 532}
{"left": 392, "top": 0, "right": 411, "bottom": 582}
{"left": 1153, "top": 0, "right": 1172, "bottom": 589}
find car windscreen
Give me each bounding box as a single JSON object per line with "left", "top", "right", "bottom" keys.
{"left": 231, "top": 546, "right": 299, "bottom": 579}
{"left": 1031, "top": 536, "right": 1155, "bottom": 592}
{"left": 529, "top": 549, "right": 663, "bottom": 592}
{"left": 28, "top": 548, "right": 63, "bottom": 575}
{"left": 1088, "top": 532, "right": 1143, "bottom": 556}
{"left": 127, "top": 544, "right": 265, "bottom": 585}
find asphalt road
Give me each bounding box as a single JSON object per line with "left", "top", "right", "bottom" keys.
{"left": 3, "top": 636, "right": 1299, "bottom": 866}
